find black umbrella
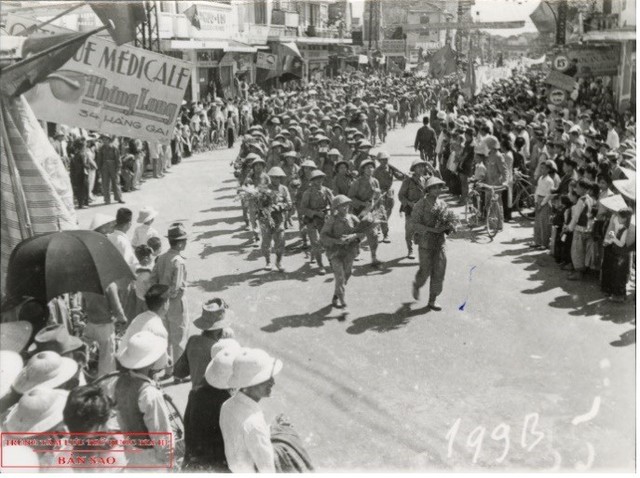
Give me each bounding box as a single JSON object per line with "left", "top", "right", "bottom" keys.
{"left": 5, "top": 230, "right": 135, "bottom": 304}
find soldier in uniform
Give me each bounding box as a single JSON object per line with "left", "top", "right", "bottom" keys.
{"left": 296, "top": 160, "right": 318, "bottom": 250}
{"left": 150, "top": 223, "right": 189, "bottom": 378}
{"left": 259, "top": 167, "right": 292, "bottom": 272}
{"left": 348, "top": 159, "right": 382, "bottom": 267}
{"left": 373, "top": 150, "right": 403, "bottom": 243}
{"left": 398, "top": 159, "right": 428, "bottom": 259}
{"left": 333, "top": 159, "right": 354, "bottom": 196}
{"left": 300, "top": 170, "right": 334, "bottom": 275}
{"left": 243, "top": 157, "right": 271, "bottom": 245}
{"left": 354, "top": 139, "right": 373, "bottom": 171}
{"left": 321, "top": 195, "right": 369, "bottom": 309}
{"left": 410, "top": 177, "right": 450, "bottom": 311}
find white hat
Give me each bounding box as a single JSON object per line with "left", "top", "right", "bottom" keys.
{"left": 137, "top": 206, "right": 158, "bottom": 224}
{"left": 89, "top": 213, "right": 115, "bottom": 232}
{"left": 116, "top": 331, "right": 168, "bottom": 370}
{"left": 227, "top": 348, "right": 283, "bottom": 389}
{"left": 205, "top": 346, "right": 243, "bottom": 389}
{"left": 0, "top": 351, "right": 23, "bottom": 397}
{"left": 210, "top": 338, "right": 241, "bottom": 360}
{"left": 437, "top": 111, "right": 446, "bottom": 120}
{"left": 4, "top": 388, "right": 69, "bottom": 434}
{"left": 12, "top": 351, "right": 78, "bottom": 394}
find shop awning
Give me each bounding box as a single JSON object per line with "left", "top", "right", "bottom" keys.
{"left": 163, "top": 39, "right": 257, "bottom": 53}
{"left": 583, "top": 29, "right": 636, "bottom": 42}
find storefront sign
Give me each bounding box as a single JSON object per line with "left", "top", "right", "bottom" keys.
{"left": 24, "top": 36, "right": 192, "bottom": 144}
{"left": 544, "top": 69, "right": 577, "bottom": 92}
{"left": 380, "top": 40, "right": 406, "bottom": 53}
{"left": 553, "top": 47, "right": 620, "bottom": 78}
{"left": 415, "top": 41, "right": 441, "bottom": 51}
{"left": 256, "top": 52, "right": 277, "bottom": 70}
{"left": 548, "top": 88, "right": 567, "bottom": 105}
{"left": 197, "top": 5, "right": 230, "bottom": 32}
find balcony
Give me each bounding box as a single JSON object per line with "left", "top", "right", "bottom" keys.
{"left": 271, "top": 9, "right": 299, "bottom": 28}
{"left": 584, "top": 13, "right": 619, "bottom": 32}
{"left": 267, "top": 24, "right": 299, "bottom": 41}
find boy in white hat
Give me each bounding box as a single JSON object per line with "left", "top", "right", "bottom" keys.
{"left": 220, "top": 348, "right": 283, "bottom": 473}
{"left": 183, "top": 342, "right": 241, "bottom": 471}
{"left": 132, "top": 206, "right": 160, "bottom": 247}
{"left": 102, "top": 331, "right": 172, "bottom": 467}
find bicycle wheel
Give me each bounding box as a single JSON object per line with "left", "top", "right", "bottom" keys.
{"left": 464, "top": 201, "right": 479, "bottom": 228}
{"left": 516, "top": 188, "right": 536, "bottom": 220}
{"left": 486, "top": 200, "right": 501, "bottom": 238}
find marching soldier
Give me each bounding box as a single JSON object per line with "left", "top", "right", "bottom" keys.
{"left": 410, "top": 176, "right": 450, "bottom": 311}
{"left": 333, "top": 159, "right": 354, "bottom": 196}
{"left": 244, "top": 157, "right": 271, "bottom": 245}
{"left": 348, "top": 159, "right": 382, "bottom": 267}
{"left": 300, "top": 170, "right": 334, "bottom": 275}
{"left": 321, "top": 195, "right": 369, "bottom": 309}
{"left": 259, "top": 168, "right": 292, "bottom": 272}
{"left": 372, "top": 151, "right": 403, "bottom": 243}
{"left": 398, "top": 159, "right": 428, "bottom": 259}
{"left": 296, "top": 159, "right": 318, "bottom": 250}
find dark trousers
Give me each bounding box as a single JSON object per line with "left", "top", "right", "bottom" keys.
{"left": 101, "top": 162, "right": 122, "bottom": 203}
{"left": 501, "top": 188, "right": 512, "bottom": 221}
{"left": 72, "top": 174, "right": 89, "bottom": 207}
{"left": 227, "top": 128, "right": 235, "bottom": 148}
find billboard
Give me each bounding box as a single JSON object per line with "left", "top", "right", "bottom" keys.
{"left": 24, "top": 36, "right": 192, "bottom": 144}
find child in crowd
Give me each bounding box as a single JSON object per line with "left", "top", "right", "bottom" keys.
{"left": 133, "top": 245, "right": 154, "bottom": 315}
{"left": 147, "top": 236, "right": 163, "bottom": 261}
{"left": 132, "top": 207, "right": 160, "bottom": 247}
{"left": 560, "top": 191, "right": 578, "bottom": 269}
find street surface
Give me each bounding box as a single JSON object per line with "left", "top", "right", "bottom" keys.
{"left": 77, "top": 121, "right": 635, "bottom": 472}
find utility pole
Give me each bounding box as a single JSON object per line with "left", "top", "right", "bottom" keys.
{"left": 556, "top": 0, "right": 568, "bottom": 45}
{"left": 368, "top": 0, "right": 373, "bottom": 51}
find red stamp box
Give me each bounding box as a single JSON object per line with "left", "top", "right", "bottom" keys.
{"left": 1, "top": 432, "right": 173, "bottom": 469}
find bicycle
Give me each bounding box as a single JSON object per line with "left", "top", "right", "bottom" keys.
{"left": 512, "top": 170, "right": 536, "bottom": 220}
{"left": 464, "top": 182, "right": 508, "bottom": 238}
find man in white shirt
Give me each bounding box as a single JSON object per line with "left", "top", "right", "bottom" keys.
{"left": 119, "top": 284, "right": 169, "bottom": 351}
{"left": 220, "top": 348, "right": 283, "bottom": 473}
{"left": 108, "top": 208, "right": 139, "bottom": 273}
{"left": 606, "top": 119, "right": 620, "bottom": 150}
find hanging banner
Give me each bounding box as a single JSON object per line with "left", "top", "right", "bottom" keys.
{"left": 553, "top": 46, "right": 620, "bottom": 78}
{"left": 24, "top": 36, "right": 192, "bottom": 144}
{"left": 256, "top": 52, "right": 277, "bottom": 70}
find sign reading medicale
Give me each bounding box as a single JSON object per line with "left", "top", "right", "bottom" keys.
{"left": 25, "top": 36, "right": 192, "bottom": 144}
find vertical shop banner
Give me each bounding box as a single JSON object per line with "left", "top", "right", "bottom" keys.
{"left": 24, "top": 37, "right": 192, "bottom": 144}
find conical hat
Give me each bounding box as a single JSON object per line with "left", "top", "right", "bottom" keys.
{"left": 599, "top": 194, "right": 629, "bottom": 213}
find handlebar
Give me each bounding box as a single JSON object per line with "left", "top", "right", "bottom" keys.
{"left": 476, "top": 183, "right": 508, "bottom": 193}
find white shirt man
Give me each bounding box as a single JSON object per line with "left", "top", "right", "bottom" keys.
{"left": 108, "top": 229, "right": 138, "bottom": 273}
{"left": 219, "top": 392, "right": 275, "bottom": 473}
{"left": 606, "top": 124, "right": 620, "bottom": 150}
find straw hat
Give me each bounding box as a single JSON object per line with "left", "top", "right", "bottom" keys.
{"left": 332, "top": 195, "right": 352, "bottom": 209}
{"left": 425, "top": 176, "right": 445, "bottom": 189}
{"left": 359, "top": 159, "right": 375, "bottom": 171}
{"left": 12, "top": 351, "right": 78, "bottom": 394}
{"left": 205, "top": 346, "right": 243, "bottom": 390}
{"left": 268, "top": 167, "right": 287, "bottom": 178}
{"left": 0, "top": 351, "right": 23, "bottom": 397}
{"left": 599, "top": 194, "right": 629, "bottom": 213}
{"left": 193, "top": 299, "right": 233, "bottom": 331}
{"left": 137, "top": 206, "right": 158, "bottom": 224}
{"left": 27, "top": 324, "right": 84, "bottom": 356}
{"left": 301, "top": 160, "right": 317, "bottom": 169}
{"left": 309, "top": 170, "right": 326, "bottom": 180}
{"left": 4, "top": 388, "right": 69, "bottom": 434}
{"left": 116, "top": 331, "right": 168, "bottom": 370}
{"left": 0, "top": 321, "right": 32, "bottom": 353}
{"left": 376, "top": 151, "right": 390, "bottom": 160}
{"left": 210, "top": 338, "right": 241, "bottom": 360}
{"left": 613, "top": 178, "right": 636, "bottom": 200}
{"left": 227, "top": 348, "right": 283, "bottom": 389}
{"left": 410, "top": 159, "right": 427, "bottom": 171}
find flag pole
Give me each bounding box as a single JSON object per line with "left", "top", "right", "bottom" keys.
{"left": 14, "top": 3, "right": 85, "bottom": 36}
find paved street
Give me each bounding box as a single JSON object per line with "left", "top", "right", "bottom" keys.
{"left": 77, "top": 121, "right": 634, "bottom": 472}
